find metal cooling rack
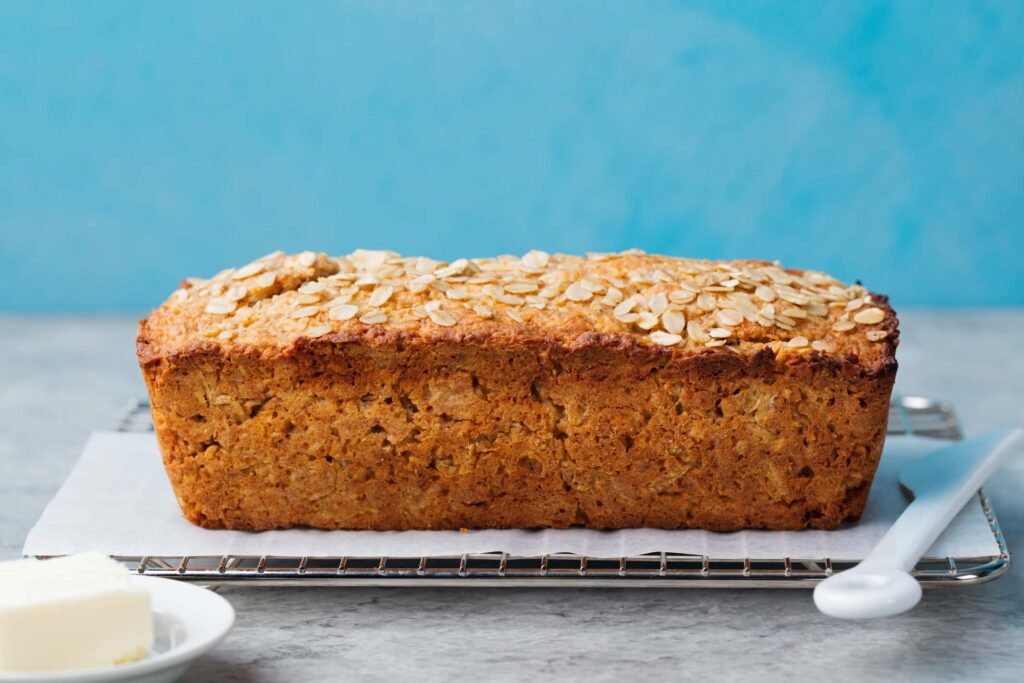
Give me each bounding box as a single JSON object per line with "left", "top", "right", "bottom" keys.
{"left": 102, "top": 396, "right": 1009, "bottom": 588}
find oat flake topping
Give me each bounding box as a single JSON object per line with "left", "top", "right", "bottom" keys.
{"left": 159, "top": 249, "right": 893, "bottom": 355}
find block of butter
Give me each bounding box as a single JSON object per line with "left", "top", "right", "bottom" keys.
{"left": 0, "top": 553, "right": 153, "bottom": 672}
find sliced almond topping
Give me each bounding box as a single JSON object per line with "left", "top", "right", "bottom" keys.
{"left": 254, "top": 271, "right": 277, "bottom": 289}
{"left": 613, "top": 298, "right": 636, "bottom": 318}
{"left": 716, "top": 309, "right": 743, "bottom": 327}
{"left": 355, "top": 275, "right": 379, "bottom": 287}
{"left": 727, "top": 293, "right": 757, "bottom": 317}
{"left": 865, "top": 330, "right": 888, "bottom": 341}
{"left": 328, "top": 272, "right": 356, "bottom": 282}
{"left": 602, "top": 287, "right": 624, "bottom": 306}
{"left": 348, "top": 249, "right": 393, "bottom": 271}
{"left": 687, "top": 320, "right": 709, "bottom": 342}
{"left": 359, "top": 309, "right": 387, "bottom": 325}
{"left": 505, "top": 308, "right": 524, "bottom": 323}
{"left": 520, "top": 249, "right": 550, "bottom": 271}
{"left": 650, "top": 331, "right": 682, "bottom": 346}
{"left": 705, "top": 339, "right": 727, "bottom": 348}
{"left": 435, "top": 258, "right": 470, "bottom": 279}
{"left": 776, "top": 314, "right": 797, "bottom": 327}
{"left": 805, "top": 271, "right": 833, "bottom": 285}
{"left": 766, "top": 267, "right": 792, "bottom": 285}
{"left": 428, "top": 308, "right": 456, "bottom": 326}
{"left": 697, "top": 293, "right": 717, "bottom": 311}
{"left": 329, "top": 290, "right": 354, "bottom": 305}
{"left": 233, "top": 262, "right": 266, "bottom": 280}
{"left": 605, "top": 276, "right": 627, "bottom": 289}
{"left": 677, "top": 280, "right": 701, "bottom": 294}
{"left": 306, "top": 325, "right": 332, "bottom": 338}
{"left": 525, "top": 295, "right": 547, "bottom": 308}
{"left": 505, "top": 282, "right": 539, "bottom": 294}
{"left": 412, "top": 272, "right": 436, "bottom": 283}
{"left": 411, "top": 256, "right": 439, "bottom": 274}
{"left": 328, "top": 304, "right": 358, "bottom": 321}
{"left": 781, "top": 307, "right": 808, "bottom": 319}
{"left": 754, "top": 285, "right": 777, "bottom": 302}
{"left": 806, "top": 303, "right": 829, "bottom": 317}
{"left": 649, "top": 292, "right": 669, "bottom": 316}
{"left": 196, "top": 250, "right": 877, "bottom": 347}
{"left": 777, "top": 289, "right": 809, "bottom": 305}
{"left": 565, "top": 281, "right": 593, "bottom": 302}
{"left": 661, "top": 310, "right": 686, "bottom": 335}
{"left": 787, "top": 336, "right": 809, "bottom": 348}
{"left": 446, "top": 287, "right": 471, "bottom": 300}
{"left": 636, "top": 312, "right": 659, "bottom": 330}
{"left": 854, "top": 307, "right": 886, "bottom": 325}
{"left": 368, "top": 285, "right": 394, "bottom": 307}
{"left": 205, "top": 299, "right": 238, "bottom": 315}
{"left": 668, "top": 289, "right": 697, "bottom": 304}
{"left": 811, "top": 340, "right": 835, "bottom": 352}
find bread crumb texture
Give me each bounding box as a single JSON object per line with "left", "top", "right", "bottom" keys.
{"left": 139, "top": 249, "right": 898, "bottom": 531}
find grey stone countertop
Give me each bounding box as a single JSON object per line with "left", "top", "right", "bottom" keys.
{"left": 1, "top": 312, "right": 1022, "bottom": 682}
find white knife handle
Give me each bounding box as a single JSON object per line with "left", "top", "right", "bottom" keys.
{"left": 814, "top": 429, "right": 1021, "bottom": 619}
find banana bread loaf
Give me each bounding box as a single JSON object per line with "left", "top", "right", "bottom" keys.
{"left": 137, "top": 249, "right": 898, "bottom": 531}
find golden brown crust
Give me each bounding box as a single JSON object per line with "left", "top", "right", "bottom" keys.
{"left": 138, "top": 250, "right": 898, "bottom": 370}
{"left": 139, "top": 250, "right": 898, "bottom": 531}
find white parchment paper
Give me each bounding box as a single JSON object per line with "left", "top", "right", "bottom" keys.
{"left": 23, "top": 432, "right": 1001, "bottom": 560}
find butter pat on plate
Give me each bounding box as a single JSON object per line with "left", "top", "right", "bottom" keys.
{"left": 0, "top": 553, "right": 153, "bottom": 673}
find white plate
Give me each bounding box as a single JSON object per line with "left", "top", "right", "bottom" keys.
{"left": 0, "top": 576, "right": 235, "bottom": 683}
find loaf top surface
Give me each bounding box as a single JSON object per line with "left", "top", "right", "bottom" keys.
{"left": 138, "top": 249, "right": 898, "bottom": 369}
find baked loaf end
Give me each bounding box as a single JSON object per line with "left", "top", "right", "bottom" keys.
{"left": 139, "top": 249, "right": 898, "bottom": 531}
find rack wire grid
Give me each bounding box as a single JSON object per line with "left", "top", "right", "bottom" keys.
{"left": 102, "top": 395, "right": 1008, "bottom": 588}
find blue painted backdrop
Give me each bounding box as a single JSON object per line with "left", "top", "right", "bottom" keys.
{"left": 1, "top": 1, "right": 1022, "bottom": 312}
